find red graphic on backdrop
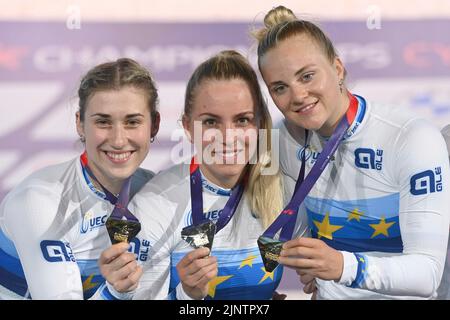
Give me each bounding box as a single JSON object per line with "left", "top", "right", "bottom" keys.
{"left": 0, "top": 44, "right": 28, "bottom": 70}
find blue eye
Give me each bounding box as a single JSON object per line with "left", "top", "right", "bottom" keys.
{"left": 302, "top": 72, "right": 314, "bottom": 82}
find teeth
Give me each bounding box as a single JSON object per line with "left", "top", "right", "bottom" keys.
{"left": 106, "top": 151, "right": 131, "bottom": 161}
{"left": 217, "top": 152, "right": 236, "bottom": 156}
{"left": 301, "top": 103, "right": 315, "bottom": 112}
{"left": 299, "top": 102, "right": 317, "bottom": 113}
{"left": 215, "top": 150, "right": 241, "bottom": 157}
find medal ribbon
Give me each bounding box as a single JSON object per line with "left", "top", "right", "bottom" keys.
{"left": 80, "top": 152, "right": 138, "bottom": 222}
{"left": 189, "top": 157, "right": 245, "bottom": 233}
{"left": 263, "top": 93, "right": 359, "bottom": 241}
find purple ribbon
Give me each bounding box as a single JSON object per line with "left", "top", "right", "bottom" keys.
{"left": 263, "top": 109, "right": 353, "bottom": 241}
{"left": 81, "top": 157, "right": 138, "bottom": 222}
{"left": 189, "top": 159, "right": 245, "bottom": 233}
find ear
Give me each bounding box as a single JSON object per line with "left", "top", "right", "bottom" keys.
{"left": 76, "top": 112, "right": 85, "bottom": 138}
{"left": 334, "top": 57, "right": 346, "bottom": 80}
{"left": 150, "top": 111, "right": 161, "bottom": 139}
{"left": 182, "top": 114, "right": 193, "bottom": 143}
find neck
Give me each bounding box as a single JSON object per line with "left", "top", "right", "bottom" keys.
{"left": 285, "top": 120, "right": 306, "bottom": 144}
{"left": 87, "top": 167, "right": 123, "bottom": 196}
{"left": 199, "top": 166, "right": 242, "bottom": 190}
{"left": 95, "top": 177, "right": 123, "bottom": 196}
{"left": 317, "top": 92, "right": 351, "bottom": 137}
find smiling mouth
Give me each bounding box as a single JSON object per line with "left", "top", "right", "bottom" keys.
{"left": 295, "top": 101, "right": 318, "bottom": 113}
{"left": 104, "top": 151, "right": 134, "bottom": 163}
{"left": 214, "top": 150, "right": 242, "bottom": 157}
{"left": 213, "top": 150, "right": 243, "bottom": 158}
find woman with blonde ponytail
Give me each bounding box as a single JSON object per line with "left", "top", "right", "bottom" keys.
{"left": 251, "top": 5, "right": 450, "bottom": 300}
{"left": 98, "top": 50, "right": 302, "bottom": 300}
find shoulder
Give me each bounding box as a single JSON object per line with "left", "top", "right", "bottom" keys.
{"left": 2, "top": 158, "right": 76, "bottom": 205}
{"left": 129, "top": 164, "right": 190, "bottom": 229}
{"left": 361, "top": 98, "right": 443, "bottom": 146}
{"left": 396, "top": 117, "right": 444, "bottom": 150}
{"left": 133, "top": 167, "right": 155, "bottom": 182}
{"left": 365, "top": 99, "right": 424, "bottom": 131}
{"left": 130, "top": 167, "right": 155, "bottom": 198}
{"left": 139, "top": 163, "right": 189, "bottom": 195}
{"left": 275, "top": 119, "right": 296, "bottom": 141}
{"left": 441, "top": 125, "right": 450, "bottom": 155}
{"left": 382, "top": 115, "right": 448, "bottom": 173}
{"left": 21, "top": 158, "right": 75, "bottom": 186}
{"left": 0, "top": 178, "right": 63, "bottom": 240}
{"left": 0, "top": 158, "right": 78, "bottom": 237}
{"left": 130, "top": 163, "right": 190, "bottom": 209}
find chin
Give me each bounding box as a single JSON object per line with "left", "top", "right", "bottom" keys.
{"left": 216, "top": 163, "right": 246, "bottom": 177}
{"left": 289, "top": 116, "right": 324, "bottom": 131}
{"left": 107, "top": 166, "right": 136, "bottom": 181}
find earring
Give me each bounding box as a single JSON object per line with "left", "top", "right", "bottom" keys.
{"left": 80, "top": 136, "right": 85, "bottom": 143}
{"left": 339, "top": 79, "right": 344, "bottom": 94}
{"left": 150, "top": 137, "right": 155, "bottom": 143}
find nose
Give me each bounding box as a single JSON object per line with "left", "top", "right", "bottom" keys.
{"left": 223, "top": 122, "right": 236, "bottom": 144}
{"left": 110, "top": 124, "right": 127, "bottom": 149}
{"left": 290, "top": 83, "right": 308, "bottom": 105}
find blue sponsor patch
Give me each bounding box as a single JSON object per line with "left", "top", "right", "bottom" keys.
{"left": 355, "top": 148, "right": 383, "bottom": 170}
{"left": 410, "top": 167, "right": 443, "bottom": 195}
{"left": 40, "top": 240, "right": 75, "bottom": 262}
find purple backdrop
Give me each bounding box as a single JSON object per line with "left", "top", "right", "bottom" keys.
{"left": 1, "top": 20, "right": 449, "bottom": 298}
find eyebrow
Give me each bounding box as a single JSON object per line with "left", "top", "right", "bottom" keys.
{"left": 90, "top": 113, "right": 145, "bottom": 118}
{"left": 269, "top": 64, "right": 316, "bottom": 87}
{"left": 198, "top": 111, "right": 254, "bottom": 118}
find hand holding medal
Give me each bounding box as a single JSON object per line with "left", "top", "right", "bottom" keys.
{"left": 177, "top": 158, "right": 245, "bottom": 299}
{"left": 258, "top": 94, "right": 358, "bottom": 273}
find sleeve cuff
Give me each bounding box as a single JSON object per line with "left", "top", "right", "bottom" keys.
{"left": 101, "top": 282, "right": 136, "bottom": 300}
{"left": 337, "top": 251, "right": 359, "bottom": 286}
{"left": 176, "top": 283, "right": 198, "bottom": 300}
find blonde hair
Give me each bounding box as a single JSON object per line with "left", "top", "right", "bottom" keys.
{"left": 252, "top": 5, "right": 344, "bottom": 76}
{"left": 183, "top": 50, "right": 283, "bottom": 228}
